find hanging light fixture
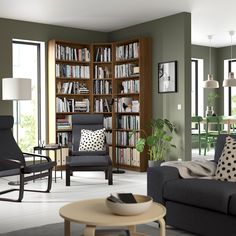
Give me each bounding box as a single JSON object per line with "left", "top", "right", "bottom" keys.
{"left": 223, "top": 31, "right": 236, "bottom": 87}
{"left": 203, "top": 35, "right": 219, "bottom": 88}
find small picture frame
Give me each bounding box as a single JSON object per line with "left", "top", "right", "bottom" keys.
{"left": 158, "top": 61, "right": 177, "bottom": 93}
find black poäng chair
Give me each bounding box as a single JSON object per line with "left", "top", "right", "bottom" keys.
{"left": 66, "top": 114, "right": 113, "bottom": 186}
{"left": 0, "top": 116, "right": 56, "bottom": 202}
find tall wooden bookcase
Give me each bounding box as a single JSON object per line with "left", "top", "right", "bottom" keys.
{"left": 48, "top": 37, "right": 152, "bottom": 172}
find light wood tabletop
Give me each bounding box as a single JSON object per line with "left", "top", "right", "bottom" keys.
{"left": 59, "top": 198, "right": 166, "bottom": 236}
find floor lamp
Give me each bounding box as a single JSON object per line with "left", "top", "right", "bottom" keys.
{"left": 2, "top": 78, "right": 32, "bottom": 185}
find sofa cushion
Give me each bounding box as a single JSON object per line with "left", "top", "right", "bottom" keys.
{"left": 163, "top": 178, "right": 236, "bottom": 214}
{"left": 229, "top": 193, "right": 236, "bottom": 216}
{"left": 215, "top": 136, "right": 236, "bottom": 182}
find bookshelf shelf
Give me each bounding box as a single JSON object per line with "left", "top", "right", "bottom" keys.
{"left": 48, "top": 37, "right": 151, "bottom": 172}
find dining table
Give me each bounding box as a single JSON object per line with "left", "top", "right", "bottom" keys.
{"left": 202, "top": 116, "right": 236, "bottom": 134}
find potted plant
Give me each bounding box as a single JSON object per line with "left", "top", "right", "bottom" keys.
{"left": 206, "top": 92, "right": 219, "bottom": 116}
{"left": 132, "top": 118, "right": 176, "bottom": 167}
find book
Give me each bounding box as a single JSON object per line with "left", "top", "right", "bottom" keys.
{"left": 117, "top": 193, "right": 137, "bottom": 203}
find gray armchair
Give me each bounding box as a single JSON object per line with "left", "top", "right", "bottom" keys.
{"left": 0, "top": 115, "right": 56, "bottom": 202}
{"left": 66, "top": 114, "right": 113, "bottom": 186}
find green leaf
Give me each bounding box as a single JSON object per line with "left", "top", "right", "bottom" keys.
{"left": 135, "top": 138, "right": 145, "bottom": 152}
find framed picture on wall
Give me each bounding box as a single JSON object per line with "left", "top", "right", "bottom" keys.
{"left": 158, "top": 60, "right": 177, "bottom": 93}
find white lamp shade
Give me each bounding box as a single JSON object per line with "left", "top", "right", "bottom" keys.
{"left": 203, "top": 74, "right": 219, "bottom": 88}
{"left": 2, "top": 78, "right": 32, "bottom": 100}
{"left": 222, "top": 72, "right": 236, "bottom": 87}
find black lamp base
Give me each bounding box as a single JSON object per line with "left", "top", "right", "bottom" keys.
{"left": 112, "top": 169, "right": 125, "bottom": 174}
{"left": 8, "top": 181, "right": 27, "bottom": 186}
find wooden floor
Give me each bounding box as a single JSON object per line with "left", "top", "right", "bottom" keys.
{"left": 0, "top": 170, "right": 147, "bottom": 233}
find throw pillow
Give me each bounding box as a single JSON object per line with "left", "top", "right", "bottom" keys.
{"left": 215, "top": 136, "right": 236, "bottom": 182}
{"left": 79, "top": 128, "right": 105, "bottom": 151}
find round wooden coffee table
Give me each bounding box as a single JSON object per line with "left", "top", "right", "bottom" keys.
{"left": 59, "top": 198, "right": 166, "bottom": 236}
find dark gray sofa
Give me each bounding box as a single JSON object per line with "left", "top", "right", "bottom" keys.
{"left": 147, "top": 134, "right": 236, "bottom": 236}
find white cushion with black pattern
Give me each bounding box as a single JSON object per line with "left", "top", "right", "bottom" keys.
{"left": 215, "top": 136, "right": 236, "bottom": 182}
{"left": 79, "top": 128, "right": 105, "bottom": 151}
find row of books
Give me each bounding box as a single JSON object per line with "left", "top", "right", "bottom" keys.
{"left": 93, "top": 80, "right": 112, "bottom": 95}
{"left": 57, "top": 132, "right": 71, "bottom": 146}
{"left": 103, "top": 116, "right": 112, "bottom": 129}
{"left": 56, "top": 97, "right": 90, "bottom": 113}
{"left": 114, "top": 97, "right": 140, "bottom": 112}
{"left": 94, "top": 65, "right": 111, "bottom": 79}
{"left": 115, "top": 63, "right": 139, "bottom": 78}
{"left": 95, "top": 47, "right": 112, "bottom": 62}
{"left": 116, "top": 147, "right": 140, "bottom": 167}
{"left": 56, "top": 64, "right": 90, "bottom": 79}
{"left": 56, "top": 44, "right": 90, "bottom": 62}
{"left": 116, "top": 131, "right": 139, "bottom": 146}
{"left": 116, "top": 42, "right": 139, "bottom": 60}
{"left": 94, "top": 98, "right": 112, "bottom": 113}
{"left": 120, "top": 79, "right": 140, "bottom": 94}
{"left": 116, "top": 115, "right": 140, "bottom": 130}
{"left": 56, "top": 118, "right": 71, "bottom": 130}
{"left": 57, "top": 81, "right": 89, "bottom": 94}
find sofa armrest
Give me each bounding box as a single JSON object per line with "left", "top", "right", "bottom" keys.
{"left": 147, "top": 166, "right": 180, "bottom": 205}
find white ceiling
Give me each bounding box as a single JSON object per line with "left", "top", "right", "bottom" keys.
{"left": 1, "top": 0, "right": 236, "bottom": 47}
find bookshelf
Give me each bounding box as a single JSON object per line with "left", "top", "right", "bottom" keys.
{"left": 112, "top": 38, "right": 152, "bottom": 171}
{"left": 48, "top": 40, "right": 92, "bottom": 170}
{"left": 48, "top": 37, "right": 152, "bottom": 172}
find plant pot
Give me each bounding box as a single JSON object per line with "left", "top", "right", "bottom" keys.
{"left": 148, "top": 160, "right": 164, "bottom": 168}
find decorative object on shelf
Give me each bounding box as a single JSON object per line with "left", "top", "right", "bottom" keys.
{"left": 158, "top": 61, "right": 177, "bottom": 93}
{"left": 223, "top": 31, "right": 236, "bottom": 87}
{"left": 203, "top": 35, "right": 219, "bottom": 88}
{"left": 132, "top": 118, "right": 176, "bottom": 167}
{"left": 106, "top": 194, "right": 153, "bottom": 216}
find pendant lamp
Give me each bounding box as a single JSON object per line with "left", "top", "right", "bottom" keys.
{"left": 223, "top": 31, "right": 236, "bottom": 87}
{"left": 203, "top": 35, "right": 219, "bottom": 88}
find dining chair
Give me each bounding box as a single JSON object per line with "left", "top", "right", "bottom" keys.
{"left": 203, "top": 115, "right": 226, "bottom": 155}
{"left": 191, "top": 116, "right": 204, "bottom": 155}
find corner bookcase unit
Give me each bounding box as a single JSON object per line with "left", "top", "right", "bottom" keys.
{"left": 48, "top": 37, "right": 152, "bottom": 172}
{"left": 48, "top": 40, "right": 92, "bottom": 170}
{"left": 91, "top": 43, "right": 113, "bottom": 157}
{"left": 112, "top": 38, "right": 152, "bottom": 172}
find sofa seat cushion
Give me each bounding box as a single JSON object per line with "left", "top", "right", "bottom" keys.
{"left": 163, "top": 178, "right": 236, "bottom": 214}
{"left": 229, "top": 193, "right": 236, "bottom": 216}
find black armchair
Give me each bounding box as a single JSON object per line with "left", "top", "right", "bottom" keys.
{"left": 0, "top": 116, "right": 56, "bottom": 202}
{"left": 66, "top": 114, "right": 113, "bottom": 186}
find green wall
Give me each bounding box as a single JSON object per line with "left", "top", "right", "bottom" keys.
{"left": 0, "top": 12, "right": 192, "bottom": 161}
{"left": 109, "top": 12, "right": 192, "bottom": 161}
{"left": 0, "top": 18, "right": 108, "bottom": 115}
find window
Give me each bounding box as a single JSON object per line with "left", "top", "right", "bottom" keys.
{"left": 224, "top": 59, "right": 236, "bottom": 115}
{"left": 191, "top": 59, "right": 204, "bottom": 116}
{"left": 12, "top": 40, "right": 45, "bottom": 152}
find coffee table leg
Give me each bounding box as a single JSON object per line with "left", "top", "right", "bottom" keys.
{"left": 128, "top": 225, "right": 136, "bottom": 234}
{"left": 158, "top": 218, "right": 166, "bottom": 236}
{"left": 128, "top": 225, "right": 147, "bottom": 236}
{"left": 84, "top": 225, "right": 96, "bottom": 236}
{"left": 64, "top": 220, "right": 70, "bottom": 236}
